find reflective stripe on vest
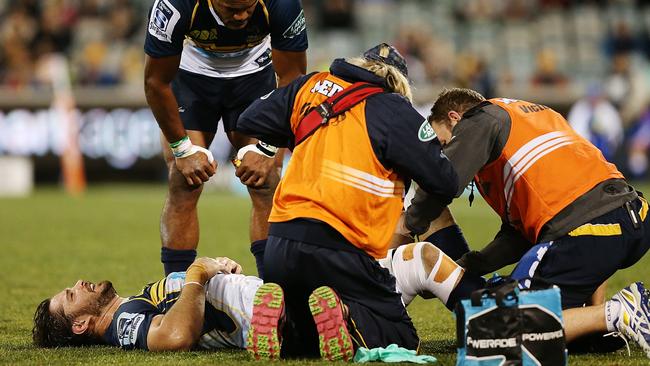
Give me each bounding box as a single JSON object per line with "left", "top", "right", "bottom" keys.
{"left": 476, "top": 98, "right": 624, "bottom": 242}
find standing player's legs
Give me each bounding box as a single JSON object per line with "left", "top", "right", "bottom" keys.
{"left": 222, "top": 66, "right": 279, "bottom": 279}
{"left": 160, "top": 130, "right": 215, "bottom": 275}
{"left": 160, "top": 69, "right": 223, "bottom": 275}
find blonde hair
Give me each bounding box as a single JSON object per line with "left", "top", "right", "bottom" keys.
{"left": 346, "top": 57, "right": 413, "bottom": 102}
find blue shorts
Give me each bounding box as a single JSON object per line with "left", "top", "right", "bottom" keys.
{"left": 171, "top": 66, "right": 276, "bottom": 133}
{"left": 512, "top": 197, "right": 650, "bottom": 308}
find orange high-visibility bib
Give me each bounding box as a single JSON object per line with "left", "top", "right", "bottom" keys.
{"left": 270, "top": 72, "right": 404, "bottom": 258}
{"left": 476, "top": 98, "right": 623, "bottom": 243}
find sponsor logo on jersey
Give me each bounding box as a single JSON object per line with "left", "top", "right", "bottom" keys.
{"left": 254, "top": 48, "right": 272, "bottom": 67}
{"left": 189, "top": 28, "right": 219, "bottom": 41}
{"left": 117, "top": 312, "right": 146, "bottom": 347}
{"left": 260, "top": 90, "right": 274, "bottom": 100}
{"left": 418, "top": 120, "right": 436, "bottom": 142}
{"left": 148, "top": 0, "right": 181, "bottom": 43}
{"left": 282, "top": 10, "right": 306, "bottom": 39}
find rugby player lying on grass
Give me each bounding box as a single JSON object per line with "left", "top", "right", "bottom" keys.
{"left": 32, "top": 257, "right": 251, "bottom": 350}
{"left": 33, "top": 248, "right": 650, "bottom": 359}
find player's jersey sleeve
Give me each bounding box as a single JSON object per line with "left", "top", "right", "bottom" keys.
{"left": 104, "top": 300, "right": 161, "bottom": 350}
{"left": 144, "top": 0, "right": 194, "bottom": 57}
{"left": 266, "top": 0, "right": 308, "bottom": 51}
{"left": 236, "top": 72, "right": 314, "bottom": 147}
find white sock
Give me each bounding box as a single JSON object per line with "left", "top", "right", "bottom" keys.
{"left": 605, "top": 299, "right": 621, "bottom": 332}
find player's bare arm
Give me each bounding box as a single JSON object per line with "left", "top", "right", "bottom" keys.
{"left": 231, "top": 49, "right": 305, "bottom": 188}
{"left": 147, "top": 257, "right": 242, "bottom": 351}
{"left": 272, "top": 49, "right": 306, "bottom": 87}
{"left": 145, "top": 55, "right": 216, "bottom": 186}
{"left": 144, "top": 55, "right": 185, "bottom": 143}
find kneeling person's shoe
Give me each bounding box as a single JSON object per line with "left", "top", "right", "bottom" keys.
{"left": 610, "top": 282, "right": 650, "bottom": 358}
{"left": 308, "top": 286, "right": 354, "bottom": 362}
{"left": 247, "top": 282, "right": 284, "bottom": 360}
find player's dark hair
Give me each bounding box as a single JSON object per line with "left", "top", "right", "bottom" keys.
{"left": 429, "top": 88, "right": 485, "bottom": 125}
{"left": 32, "top": 298, "right": 98, "bottom": 348}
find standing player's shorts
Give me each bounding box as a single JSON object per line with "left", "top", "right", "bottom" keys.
{"left": 197, "top": 274, "right": 262, "bottom": 349}
{"left": 512, "top": 197, "right": 650, "bottom": 309}
{"left": 171, "top": 65, "right": 277, "bottom": 133}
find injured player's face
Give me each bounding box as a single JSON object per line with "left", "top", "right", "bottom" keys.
{"left": 49, "top": 280, "right": 117, "bottom": 320}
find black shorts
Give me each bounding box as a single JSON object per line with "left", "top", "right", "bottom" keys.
{"left": 512, "top": 197, "right": 650, "bottom": 308}
{"left": 264, "top": 234, "right": 419, "bottom": 358}
{"left": 171, "top": 66, "right": 276, "bottom": 133}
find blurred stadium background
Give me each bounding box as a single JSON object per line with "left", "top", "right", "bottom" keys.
{"left": 2, "top": 1, "right": 650, "bottom": 364}
{"left": 1, "top": 0, "right": 650, "bottom": 192}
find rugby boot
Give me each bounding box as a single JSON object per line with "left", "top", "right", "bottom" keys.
{"left": 308, "top": 286, "right": 355, "bottom": 362}
{"left": 610, "top": 282, "right": 650, "bottom": 358}
{"left": 247, "top": 282, "right": 285, "bottom": 360}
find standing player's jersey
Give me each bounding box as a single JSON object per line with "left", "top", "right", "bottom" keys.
{"left": 145, "top": 0, "right": 308, "bottom": 78}
{"left": 103, "top": 272, "right": 262, "bottom": 350}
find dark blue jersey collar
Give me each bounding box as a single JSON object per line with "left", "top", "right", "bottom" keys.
{"left": 329, "top": 58, "right": 388, "bottom": 89}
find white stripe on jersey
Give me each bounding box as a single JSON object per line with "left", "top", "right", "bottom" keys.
{"left": 179, "top": 37, "right": 272, "bottom": 78}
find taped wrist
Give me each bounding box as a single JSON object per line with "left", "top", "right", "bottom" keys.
{"left": 236, "top": 142, "right": 277, "bottom": 160}
{"left": 170, "top": 136, "right": 193, "bottom": 158}
{"left": 185, "top": 263, "right": 209, "bottom": 285}
{"left": 170, "top": 136, "right": 215, "bottom": 163}
{"left": 256, "top": 141, "right": 278, "bottom": 157}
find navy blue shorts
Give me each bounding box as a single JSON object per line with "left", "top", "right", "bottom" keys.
{"left": 171, "top": 66, "right": 276, "bottom": 133}
{"left": 512, "top": 197, "right": 650, "bottom": 308}
{"left": 264, "top": 235, "right": 419, "bottom": 357}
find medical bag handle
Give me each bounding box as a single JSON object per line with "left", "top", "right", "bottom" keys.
{"left": 292, "top": 82, "right": 385, "bottom": 148}
{"left": 470, "top": 278, "right": 519, "bottom": 307}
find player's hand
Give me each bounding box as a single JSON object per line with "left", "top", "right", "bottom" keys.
{"left": 188, "top": 257, "right": 242, "bottom": 283}
{"left": 175, "top": 148, "right": 217, "bottom": 187}
{"left": 235, "top": 151, "right": 275, "bottom": 188}
{"left": 212, "top": 257, "right": 243, "bottom": 275}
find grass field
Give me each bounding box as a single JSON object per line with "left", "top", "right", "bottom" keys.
{"left": 1, "top": 184, "right": 650, "bottom": 365}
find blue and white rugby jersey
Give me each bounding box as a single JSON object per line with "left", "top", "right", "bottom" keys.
{"left": 103, "top": 272, "right": 263, "bottom": 350}
{"left": 145, "top": 0, "right": 308, "bottom": 78}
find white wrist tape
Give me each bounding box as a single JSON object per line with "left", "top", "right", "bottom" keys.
{"left": 257, "top": 141, "right": 279, "bottom": 156}
{"left": 189, "top": 145, "right": 215, "bottom": 163}
{"left": 236, "top": 143, "right": 273, "bottom": 160}
{"left": 170, "top": 136, "right": 193, "bottom": 158}
{"left": 170, "top": 136, "right": 214, "bottom": 163}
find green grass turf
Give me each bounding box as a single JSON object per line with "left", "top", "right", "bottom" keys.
{"left": 1, "top": 183, "right": 649, "bottom": 365}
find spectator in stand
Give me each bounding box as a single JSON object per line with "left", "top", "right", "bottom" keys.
{"left": 318, "top": 0, "right": 355, "bottom": 30}
{"left": 605, "top": 21, "right": 639, "bottom": 58}
{"left": 567, "top": 84, "right": 624, "bottom": 161}
{"left": 628, "top": 105, "right": 650, "bottom": 179}
{"left": 530, "top": 48, "right": 569, "bottom": 87}
{"left": 454, "top": 54, "right": 496, "bottom": 99}
{"left": 604, "top": 53, "right": 648, "bottom": 127}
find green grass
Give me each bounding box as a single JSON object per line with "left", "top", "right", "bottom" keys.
{"left": 1, "top": 184, "right": 649, "bottom": 365}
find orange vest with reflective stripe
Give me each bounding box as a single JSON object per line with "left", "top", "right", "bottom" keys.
{"left": 269, "top": 72, "right": 405, "bottom": 258}
{"left": 475, "top": 98, "right": 624, "bottom": 243}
